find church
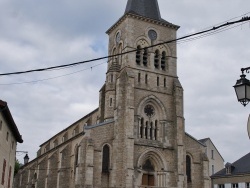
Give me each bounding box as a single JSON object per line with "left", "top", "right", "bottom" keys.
{"left": 14, "top": 0, "right": 223, "bottom": 188}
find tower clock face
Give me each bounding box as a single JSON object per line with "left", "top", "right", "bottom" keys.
{"left": 148, "top": 29, "right": 157, "bottom": 41}
{"left": 144, "top": 105, "right": 155, "bottom": 117}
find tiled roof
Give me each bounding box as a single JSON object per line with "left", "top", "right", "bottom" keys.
{"left": 211, "top": 152, "right": 250, "bottom": 177}
{"left": 0, "top": 100, "right": 23, "bottom": 143}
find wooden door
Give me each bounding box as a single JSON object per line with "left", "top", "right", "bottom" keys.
{"left": 142, "top": 174, "right": 154, "bottom": 186}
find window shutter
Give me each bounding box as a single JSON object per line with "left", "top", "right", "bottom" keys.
{"left": 8, "top": 166, "right": 12, "bottom": 188}
{"left": 1, "top": 159, "right": 6, "bottom": 185}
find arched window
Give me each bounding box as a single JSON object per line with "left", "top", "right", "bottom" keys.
{"left": 118, "top": 44, "right": 122, "bottom": 64}
{"left": 186, "top": 155, "right": 192, "bottom": 182}
{"left": 154, "top": 50, "right": 159, "bottom": 68}
{"left": 136, "top": 46, "right": 141, "bottom": 65}
{"left": 112, "top": 48, "right": 117, "bottom": 62}
{"left": 140, "top": 118, "right": 144, "bottom": 138}
{"left": 102, "top": 145, "right": 110, "bottom": 173}
{"left": 145, "top": 121, "right": 148, "bottom": 139}
{"left": 150, "top": 122, "right": 153, "bottom": 140}
{"left": 109, "top": 98, "right": 113, "bottom": 107}
{"left": 145, "top": 74, "right": 148, "bottom": 84}
{"left": 155, "top": 120, "right": 158, "bottom": 140}
{"left": 143, "top": 49, "right": 148, "bottom": 66}
{"left": 161, "top": 51, "right": 166, "bottom": 70}
{"left": 75, "top": 145, "right": 79, "bottom": 168}
{"left": 157, "top": 76, "right": 159, "bottom": 86}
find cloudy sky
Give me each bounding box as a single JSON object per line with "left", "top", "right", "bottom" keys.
{"left": 1, "top": 0, "right": 250, "bottom": 164}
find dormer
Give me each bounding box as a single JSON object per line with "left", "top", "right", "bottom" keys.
{"left": 225, "top": 162, "right": 234, "bottom": 174}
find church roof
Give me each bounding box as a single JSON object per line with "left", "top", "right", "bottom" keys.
{"left": 125, "top": 0, "right": 162, "bottom": 21}
{"left": 106, "top": 0, "right": 179, "bottom": 34}
{"left": 211, "top": 152, "right": 250, "bottom": 178}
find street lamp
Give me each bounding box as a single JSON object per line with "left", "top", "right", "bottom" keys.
{"left": 233, "top": 67, "right": 250, "bottom": 107}
{"left": 24, "top": 154, "right": 29, "bottom": 165}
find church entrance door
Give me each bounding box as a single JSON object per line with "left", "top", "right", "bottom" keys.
{"left": 142, "top": 174, "right": 154, "bottom": 186}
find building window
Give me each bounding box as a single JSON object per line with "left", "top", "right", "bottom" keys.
{"left": 232, "top": 183, "right": 238, "bottom": 188}
{"left": 226, "top": 166, "right": 231, "bottom": 174}
{"left": 7, "top": 166, "right": 11, "bottom": 188}
{"left": 164, "top": 78, "right": 166, "bottom": 87}
{"left": 161, "top": 51, "right": 166, "bottom": 70}
{"left": 11, "top": 141, "right": 14, "bottom": 150}
{"left": 218, "top": 184, "right": 225, "bottom": 188}
{"left": 186, "top": 155, "right": 191, "bottom": 183}
{"left": 211, "top": 150, "right": 214, "bottom": 159}
{"left": 145, "top": 74, "right": 148, "bottom": 84}
{"left": 111, "top": 74, "right": 113, "bottom": 83}
{"left": 0, "top": 120, "right": 2, "bottom": 131}
{"left": 212, "top": 165, "right": 214, "bottom": 174}
{"left": 136, "top": 46, "right": 141, "bottom": 65}
{"left": 1, "top": 159, "right": 6, "bottom": 185}
{"left": 102, "top": 145, "right": 110, "bottom": 173}
{"left": 138, "top": 73, "right": 141, "bottom": 83}
{"left": 157, "top": 77, "right": 159, "bottom": 86}
{"left": 154, "top": 50, "right": 159, "bottom": 69}
{"left": 109, "top": 98, "right": 113, "bottom": 107}
{"left": 143, "top": 49, "right": 148, "bottom": 66}
{"left": 246, "top": 183, "right": 250, "bottom": 188}
{"left": 6, "top": 132, "right": 9, "bottom": 141}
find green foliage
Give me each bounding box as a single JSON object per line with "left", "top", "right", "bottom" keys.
{"left": 14, "top": 159, "right": 22, "bottom": 176}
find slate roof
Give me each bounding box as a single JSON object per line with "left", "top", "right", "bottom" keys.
{"left": 0, "top": 100, "right": 23, "bottom": 143}
{"left": 211, "top": 152, "right": 250, "bottom": 177}
{"left": 125, "top": 0, "right": 171, "bottom": 25}
{"left": 106, "top": 0, "right": 179, "bottom": 34}
{"left": 125, "top": 0, "right": 161, "bottom": 21}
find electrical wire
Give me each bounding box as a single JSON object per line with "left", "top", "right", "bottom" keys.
{"left": 0, "top": 16, "right": 249, "bottom": 77}
{"left": 0, "top": 62, "right": 106, "bottom": 86}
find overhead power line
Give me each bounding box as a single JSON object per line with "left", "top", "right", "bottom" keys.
{"left": 0, "top": 16, "right": 249, "bottom": 77}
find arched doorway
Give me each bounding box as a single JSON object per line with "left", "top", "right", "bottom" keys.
{"left": 141, "top": 159, "right": 155, "bottom": 186}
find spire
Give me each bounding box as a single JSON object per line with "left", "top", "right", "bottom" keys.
{"left": 125, "top": 0, "right": 161, "bottom": 21}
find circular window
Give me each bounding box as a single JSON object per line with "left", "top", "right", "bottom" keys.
{"left": 144, "top": 105, "right": 155, "bottom": 117}
{"left": 148, "top": 29, "right": 157, "bottom": 41}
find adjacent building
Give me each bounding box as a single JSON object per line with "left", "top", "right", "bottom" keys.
{"left": 211, "top": 152, "right": 250, "bottom": 188}
{"left": 14, "top": 0, "right": 224, "bottom": 187}
{"left": 199, "top": 138, "right": 224, "bottom": 176}
{"left": 0, "top": 100, "right": 23, "bottom": 188}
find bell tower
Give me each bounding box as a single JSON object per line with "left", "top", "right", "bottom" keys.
{"left": 98, "top": 0, "right": 186, "bottom": 187}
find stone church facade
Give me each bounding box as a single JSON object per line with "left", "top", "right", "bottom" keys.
{"left": 14, "top": 0, "right": 217, "bottom": 187}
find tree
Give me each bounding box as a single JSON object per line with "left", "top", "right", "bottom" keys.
{"left": 14, "top": 159, "right": 22, "bottom": 176}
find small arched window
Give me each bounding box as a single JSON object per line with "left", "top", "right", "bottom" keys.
{"left": 112, "top": 48, "right": 117, "bottom": 62}
{"left": 155, "top": 120, "right": 158, "bottom": 139}
{"left": 102, "top": 145, "right": 110, "bottom": 173}
{"left": 136, "top": 46, "right": 141, "bottom": 65}
{"left": 143, "top": 49, "right": 148, "bottom": 66}
{"left": 186, "top": 155, "right": 192, "bottom": 182}
{"left": 161, "top": 51, "right": 166, "bottom": 70}
{"left": 75, "top": 145, "right": 79, "bottom": 167}
{"left": 145, "top": 74, "right": 148, "bottom": 84}
{"left": 157, "top": 76, "right": 159, "bottom": 86}
{"left": 154, "top": 50, "right": 159, "bottom": 69}
{"left": 118, "top": 44, "right": 122, "bottom": 64}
